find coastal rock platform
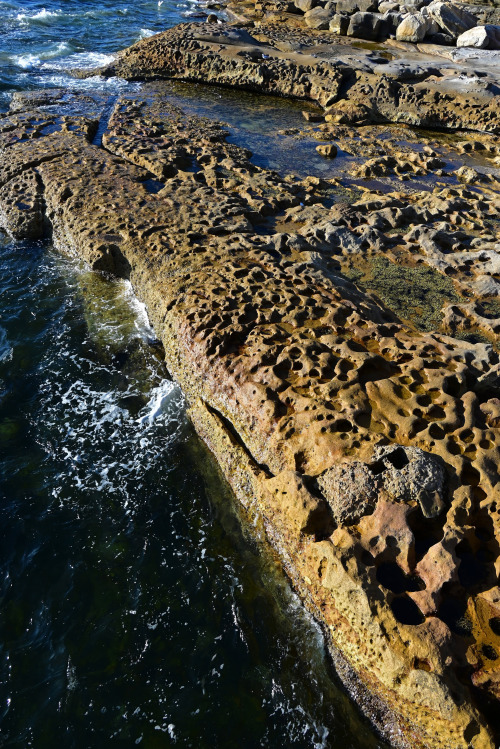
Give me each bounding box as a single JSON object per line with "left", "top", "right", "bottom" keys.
{"left": 1, "top": 32, "right": 500, "bottom": 749}
{"left": 78, "top": 21, "right": 500, "bottom": 133}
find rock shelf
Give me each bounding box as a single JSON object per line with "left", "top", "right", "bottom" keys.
{"left": 1, "top": 13, "right": 500, "bottom": 749}
{"left": 79, "top": 21, "right": 500, "bottom": 133}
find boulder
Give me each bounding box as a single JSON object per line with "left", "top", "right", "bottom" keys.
{"left": 379, "top": 1, "right": 399, "bottom": 11}
{"left": 402, "top": 0, "right": 430, "bottom": 8}
{"left": 294, "top": 0, "right": 319, "bottom": 12}
{"left": 425, "top": 30, "right": 454, "bottom": 43}
{"left": 347, "top": 10, "right": 383, "bottom": 38}
{"left": 336, "top": 0, "right": 378, "bottom": 11}
{"left": 329, "top": 12, "right": 350, "bottom": 32}
{"left": 396, "top": 12, "right": 434, "bottom": 41}
{"left": 384, "top": 10, "right": 405, "bottom": 33}
{"left": 304, "top": 5, "right": 335, "bottom": 27}
{"left": 427, "top": 1, "right": 478, "bottom": 37}
{"left": 457, "top": 24, "right": 500, "bottom": 49}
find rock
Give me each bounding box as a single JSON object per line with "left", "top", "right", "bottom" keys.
{"left": 318, "top": 462, "right": 379, "bottom": 524}
{"left": 425, "top": 30, "right": 454, "bottom": 43}
{"left": 316, "top": 143, "right": 338, "bottom": 157}
{"left": 383, "top": 10, "right": 405, "bottom": 33}
{"left": 325, "top": 101, "right": 374, "bottom": 124}
{"left": 427, "top": 0, "right": 478, "bottom": 37}
{"left": 1, "top": 85, "right": 500, "bottom": 749}
{"left": 455, "top": 164, "right": 481, "bottom": 182}
{"left": 396, "top": 12, "right": 434, "bottom": 41}
{"left": 302, "top": 110, "right": 324, "bottom": 121}
{"left": 347, "top": 10, "right": 383, "bottom": 38}
{"left": 295, "top": 0, "right": 319, "bottom": 11}
{"left": 84, "top": 22, "right": 500, "bottom": 133}
{"left": 457, "top": 24, "right": 500, "bottom": 49}
{"left": 371, "top": 445, "right": 447, "bottom": 518}
{"left": 329, "top": 12, "right": 351, "bottom": 33}
{"left": 379, "top": 0, "right": 399, "bottom": 11}
{"left": 402, "top": 0, "right": 429, "bottom": 7}
{"left": 336, "top": 0, "right": 378, "bottom": 11}
{"left": 319, "top": 445, "right": 447, "bottom": 525}
{"left": 304, "top": 6, "right": 335, "bottom": 27}
{"left": 206, "top": 13, "right": 219, "bottom": 22}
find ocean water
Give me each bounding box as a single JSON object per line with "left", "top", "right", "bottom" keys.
{"left": 0, "top": 0, "right": 205, "bottom": 106}
{"left": 0, "top": 2, "right": 384, "bottom": 747}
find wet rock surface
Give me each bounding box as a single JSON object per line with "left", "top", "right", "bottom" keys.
{"left": 1, "top": 32, "right": 500, "bottom": 749}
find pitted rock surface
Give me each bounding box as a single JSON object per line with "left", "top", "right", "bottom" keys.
{"left": 79, "top": 21, "right": 500, "bottom": 133}
{"left": 1, "top": 87, "right": 500, "bottom": 749}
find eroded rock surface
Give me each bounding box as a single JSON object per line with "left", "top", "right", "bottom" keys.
{"left": 1, "top": 85, "right": 500, "bottom": 749}
{"left": 79, "top": 20, "right": 500, "bottom": 133}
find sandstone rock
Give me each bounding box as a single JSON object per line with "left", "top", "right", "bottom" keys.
{"left": 302, "top": 109, "right": 324, "bottom": 121}
{"left": 336, "top": 0, "right": 378, "bottom": 11}
{"left": 329, "top": 12, "right": 350, "bottom": 33}
{"left": 402, "top": 0, "right": 429, "bottom": 7}
{"left": 396, "top": 12, "right": 434, "bottom": 41}
{"left": 457, "top": 24, "right": 500, "bottom": 49}
{"left": 82, "top": 22, "right": 500, "bottom": 133}
{"left": 316, "top": 142, "right": 338, "bottom": 157}
{"left": 382, "top": 10, "right": 404, "bottom": 34}
{"left": 325, "top": 102, "right": 373, "bottom": 124}
{"left": 427, "top": 0, "right": 478, "bottom": 37}
{"left": 304, "top": 5, "right": 335, "bottom": 27}
{"left": 455, "top": 164, "right": 481, "bottom": 183}
{"left": 358, "top": 498, "right": 416, "bottom": 571}
{"left": 319, "top": 445, "right": 447, "bottom": 528}
{"left": 379, "top": 0, "right": 399, "bottom": 10}
{"left": 425, "top": 30, "right": 454, "bottom": 43}
{"left": 295, "top": 0, "right": 319, "bottom": 11}
{"left": 347, "top": 10, "right": 383, "bottom": 38}
{"left": 1, "top": 87, "right": 500, "bottom": 748}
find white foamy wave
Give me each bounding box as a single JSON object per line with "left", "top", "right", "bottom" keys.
{"left": 10, "top": 41, "right": 74, "bottom": 68}
{"left": 139, "top": 380, "right": 183, "bottom": 426}
{"left": 41, "top": 41, "right": 74, "bottom": 59}
{"left": 123, "top": 284, "right": 156, "bottom": 340}
{"left": 16, "top": 7, "right": 63, "bottom": 24}
{"left": 32, "top": 71, "right": 137, "bottom": 95}
{"left": 46, "top": 374, "right": 186, "bottom": 502}
{"left": 12, "top": 53, "right": 40, "bottom": 69}
{"left": 41, "top": 50, "right": 116, "bottom": 71}
{"left": 138, "top": 28, "right": 155, "bottom": 39}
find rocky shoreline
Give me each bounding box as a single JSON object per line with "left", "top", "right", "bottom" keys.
{"left": 77, "top": 21, "right": 500, "bottom": 133}
{"left": 1, "top": 4, "right": 500, "bottom": 747}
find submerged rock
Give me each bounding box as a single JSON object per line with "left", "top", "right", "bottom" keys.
{"left": 316, "top": 142, "right": 338, "bottom": 157}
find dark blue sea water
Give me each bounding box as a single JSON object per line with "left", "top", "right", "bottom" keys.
{"left": 0, "top": 3, "right": 384, "bottom": 747}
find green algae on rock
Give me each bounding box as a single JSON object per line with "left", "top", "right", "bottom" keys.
{"left": 343, "top": 257, "right": 463, "bottom": 333}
